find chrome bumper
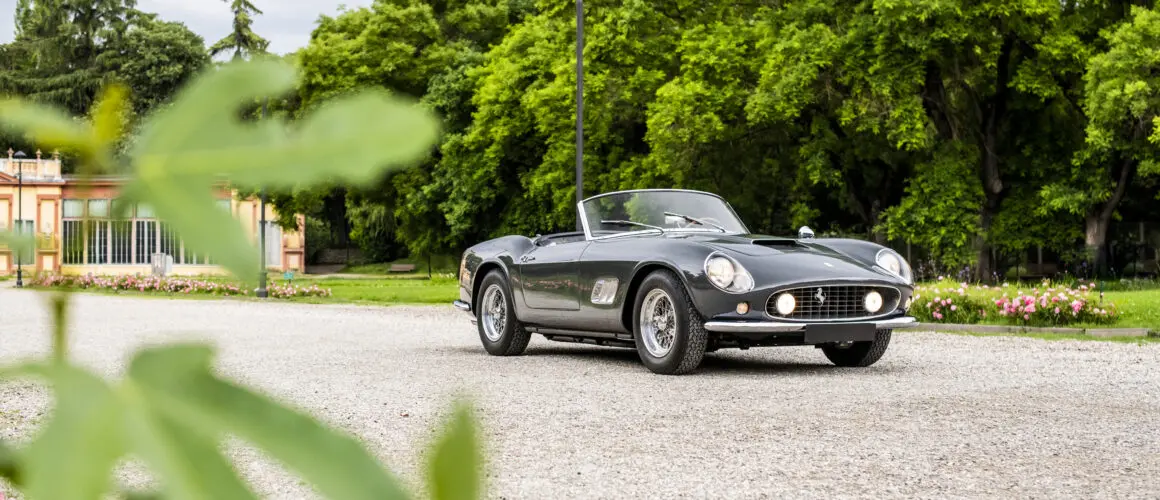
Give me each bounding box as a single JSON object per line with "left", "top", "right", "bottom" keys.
{"left": 453, "top": 300, "right": 472, "bottom": 312}
{"left": 703, "top": 316, "right": 919, "bottom": 334}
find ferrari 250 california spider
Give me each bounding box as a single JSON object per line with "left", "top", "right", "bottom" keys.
{"left": 453, "top": 189, "right": 918, "bottom": 374}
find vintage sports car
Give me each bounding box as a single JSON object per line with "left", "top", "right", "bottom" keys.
{"left": 453, "top": 189, "right": 917, "bottom": 375}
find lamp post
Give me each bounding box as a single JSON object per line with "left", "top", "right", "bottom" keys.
{"left": 575, "top": 0, "right": 585, "bottom": 231}
{"left": 257, "top": 98, "right": 269, "bottom": 298}
{"left": 14, "top": 150, "right": 25, "bottom": 288}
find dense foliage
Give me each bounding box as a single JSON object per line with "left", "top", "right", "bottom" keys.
{"left": 266, "top": 0, "right": 1159, "bottom": 279}
{"left": 5, "top": 0, "right": 1160, "bottom": 279}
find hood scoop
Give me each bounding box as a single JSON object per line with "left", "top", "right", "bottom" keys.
{"left": 750, "top": 238, "right": 802, "bottom": 248}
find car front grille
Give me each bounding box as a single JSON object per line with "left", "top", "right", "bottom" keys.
{"left": 766, "top": 285, "right": 901, "bottom": 321}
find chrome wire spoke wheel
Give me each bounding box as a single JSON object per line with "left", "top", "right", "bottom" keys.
{"left": 481, "top": 284, "right": 506, "bottom": 342}
{"left": 639, "top": 288, "right": 676, "bottom": 357}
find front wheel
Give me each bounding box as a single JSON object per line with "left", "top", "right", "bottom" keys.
{"left": 476, "top": 271, "right": 532, "bottom": 356}
{"left": 821, "top": 329, "right": 892, "bottom": 367}
{"left": 632, "top": 270, "right": 708, "bottom": 375}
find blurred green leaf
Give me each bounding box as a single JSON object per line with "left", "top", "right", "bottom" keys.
{"left": 17, "top": 364, "right": 124, "bottom": 500}
{"left": 427, "top": 402, "right": 481, "bottom": 500}
{"left": 128, "top": 345, "right": 409, "bottom": 500}
{"left": 92, "top": 85, "right": 129, "bottom": 150}
{"left": 0, "top": 231, "right": 34, "bottom": 258}
{"left": 0, "top": 100, "right": 93, "bottom": 152}
{"left": 0, "top": 438, "right": 20, "bottom": 487}
{"left": 123, "top": 400, "right": 257, "bottom": 500}
{"left": 123, "top": 59, "right": 439, "bottom": 280}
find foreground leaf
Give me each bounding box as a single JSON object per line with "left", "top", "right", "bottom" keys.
{"left": 427, "top": 402, "right": 481, "bottom": 500}
{"left": 129, "top": 345, "right": 409, "bottom": 500}
{"left": 0, "top": 100, "right": 93, "bottom": 153}
{"left": 0, "top": 438, "right": 20, "bottom": 487}
{"left": 0, "top": 231, "right": 34, "bottom": 259}
{"left": 124, "top": 399, "right": 257, "bottom": 500}
{"left": 17, "top": 364, "right": 124, "bottom": 500}
{"left": 156, "top": 91, "right": 441, "bottom": 188}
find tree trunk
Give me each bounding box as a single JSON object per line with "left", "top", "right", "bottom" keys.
{"left": 1084, "top": 213, "right": 1111, "bottom": 276}
{"left": 975, "top": 207, "right": 996, "bottom": 282}
{"left": 1085, "top": 160, "right": 1137, "bottom": 277}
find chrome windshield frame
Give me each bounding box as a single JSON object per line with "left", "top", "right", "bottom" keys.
{"left": 577, "top": 189, "right": 751, "bottom": 241}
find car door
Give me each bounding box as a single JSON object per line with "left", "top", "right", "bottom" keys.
{"left": 518, "top": 240, "right": 589, "bottom": 310}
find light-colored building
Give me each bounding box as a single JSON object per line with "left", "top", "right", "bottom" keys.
{"left": 0, "top": 149, "right": 305, "bottom": 276}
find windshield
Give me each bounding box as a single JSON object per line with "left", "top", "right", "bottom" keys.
{"left": 581, "top": 190, "right": 748, "bottom": 238}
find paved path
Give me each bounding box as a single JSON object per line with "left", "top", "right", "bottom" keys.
{"left": 1, "top": 289, "right": 1157, "bottom": 498}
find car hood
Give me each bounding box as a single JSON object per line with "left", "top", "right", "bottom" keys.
{"left": 663, "top": 232, "right": 900, "bottom": 284}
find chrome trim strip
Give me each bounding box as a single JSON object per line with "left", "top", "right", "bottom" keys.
{"left": 704, "top": 316, "right": 918, "bottom": 333}
{"left": 453, "top": 300, "right": 472, "bottom": 312}
{"left": 764, "top": 284, "right": 903, "bottom": 322}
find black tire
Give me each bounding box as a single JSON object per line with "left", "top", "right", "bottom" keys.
{"left": 821, "top": 329, "right": 892, "bottom": 367}
{"left": 476, "top": 271, "right": 532, "bottom": 356}
{"left": 631, "top": 270, "right": 708, "bottom": 375}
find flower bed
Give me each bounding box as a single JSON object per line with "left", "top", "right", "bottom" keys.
{"left": 912, "top": 280, "right": 1116, "bottom": 327}
{"left": 32, "top": 274, "right": 331, "bottom": 299}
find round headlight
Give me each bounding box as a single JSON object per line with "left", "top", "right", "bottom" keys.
{"left": 876, "top": 249, "right": 912, "bottom": 282}
{"left": 775, "top": 293, "right": 796, "bottom": 315}
{"left": 706, "top": 256, "right": 735, "bottom": 288}
{"left": 864, "top": 290, "right": 883, "bottom": 313}
{"left": 704, "top": 254, "right": 754, "bottom": 293}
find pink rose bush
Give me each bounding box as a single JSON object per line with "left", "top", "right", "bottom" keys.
{"left": 911, "top": 280, "right": 1117, "bottom": 326}
{"left": 32, "top": 274, "right": 331, "bottom": 299}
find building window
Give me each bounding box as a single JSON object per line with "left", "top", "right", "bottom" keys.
{"left": 60, "top": 199, "right": 227, "bottom": 266}
{"left": 62, "top": 220, "right": 84, "bottom": 264}
{"left": 135, "top": 220, "right": 157, "bottom": 264}
{"left": 111, "top": 220, "right": 132, "bottom": 264}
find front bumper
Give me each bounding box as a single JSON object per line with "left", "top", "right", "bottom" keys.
{"left": 704, "top": 316, "right": 918, "bottom": 334}
{"left": 453, "top": 300, "right": 472, "bottom": 313}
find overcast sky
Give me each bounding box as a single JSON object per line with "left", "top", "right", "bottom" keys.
{"left": 0, "top": 0, "right": 374, "bottom": 55}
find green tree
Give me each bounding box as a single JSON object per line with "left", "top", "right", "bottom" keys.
{"left": 100, "top": 14, "right": 210, "bottom": 115}
{"left": 1042, "top": 5, "right": 1160, "bottom": 273}
{"left": 209, "top": 0, "right": 269, "bottom": 60}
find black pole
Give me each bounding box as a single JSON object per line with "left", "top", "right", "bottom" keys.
{"left": 15, "top": 154, "right": 23, "bottom": 288}
{"left": 256, "top": 99, "right": 269, "bottom": 298}
{"left": 575, "top": 0, "right": 585, "bottom": 231}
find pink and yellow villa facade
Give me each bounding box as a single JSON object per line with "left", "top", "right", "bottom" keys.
{"left": 0, "top": 149, "right": 305, "bottom": 276}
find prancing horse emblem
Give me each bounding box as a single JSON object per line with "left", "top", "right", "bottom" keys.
{"left": 815, "top": 288, "right": 826, "bottom": 304}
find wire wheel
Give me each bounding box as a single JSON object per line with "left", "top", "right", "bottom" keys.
{"left": 639, "top": 288, "right": 677, "bottom": 358}
{"left": 481, "top": 284, "right": 506, "bottom": 342}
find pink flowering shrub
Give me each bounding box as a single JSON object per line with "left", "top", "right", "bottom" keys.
{"left": 909, "top": 283, "right": 989, "bottom": 324}
{"left": 32, "top": 274, "right": 331, "bottom": 299}
{"left": 910, "top": 280, "right": 1117, "bottom": 326}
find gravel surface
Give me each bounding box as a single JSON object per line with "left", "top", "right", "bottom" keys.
{"left": 1, "top": 287, "right": 1158, "bottom": 499}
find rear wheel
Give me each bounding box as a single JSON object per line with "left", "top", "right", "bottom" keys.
{"left": 632, "top": 270, "right": 707, "bottom": 375}
{"left": 476, "top": 271, "right": 532, "bottom": 356}
{"left": 821, "top": 329, "right": 892, "bottom": 367}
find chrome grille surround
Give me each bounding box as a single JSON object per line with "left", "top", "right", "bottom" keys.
{"left": 765, "top": 285, "right": 902, "bottom": 321}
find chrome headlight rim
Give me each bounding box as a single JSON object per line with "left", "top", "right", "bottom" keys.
{"left": 703, "top": 252, "right": 754, "bottom": 294}
{"left": 875, "top": 248, "right": 912, "bottom": 283}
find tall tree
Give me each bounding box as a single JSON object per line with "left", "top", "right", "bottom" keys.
{"left": 209, "top": 0, "right": 269, "bottom": 60}
{"left": 1043, "top": 5, "right": 1160, "bottom": 273}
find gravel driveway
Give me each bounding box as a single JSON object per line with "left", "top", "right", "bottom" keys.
{"left": 1, "top": 287, "right": 1158, "bottom": 499}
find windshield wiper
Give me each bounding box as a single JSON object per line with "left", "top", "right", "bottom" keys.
{"left": 664, "top": 211, "right": 727, "bottom": 232}
{"left": 600, "top": 220, "right": 665, "bottom": 233}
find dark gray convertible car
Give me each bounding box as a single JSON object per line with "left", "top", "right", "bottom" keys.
{"left": 453, "top": 189, "right": 917, "bottom": 374}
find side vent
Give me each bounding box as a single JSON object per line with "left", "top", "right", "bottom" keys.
{"left": 590, "top": 277, "right": 619, "bottom": 305}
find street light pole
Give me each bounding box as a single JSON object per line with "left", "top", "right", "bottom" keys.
{"left": 575, "top": 0, "right": 585, "bottom": 231}
{"left": 14, "top": 150, "right": 25, "bottom": 288}
{"left": 257, "top": 98, "right": 269, "bottom": 298}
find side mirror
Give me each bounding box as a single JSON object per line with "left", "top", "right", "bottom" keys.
{"left": 798, "top": 226, "right": 815, "bottom": 240}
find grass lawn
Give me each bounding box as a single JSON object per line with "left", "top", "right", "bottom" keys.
{"left": 290, "top": 276, "right": 457, "bottom": 305}
{"left": 339, "top": 256, "right": 459, "bottom": 277}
